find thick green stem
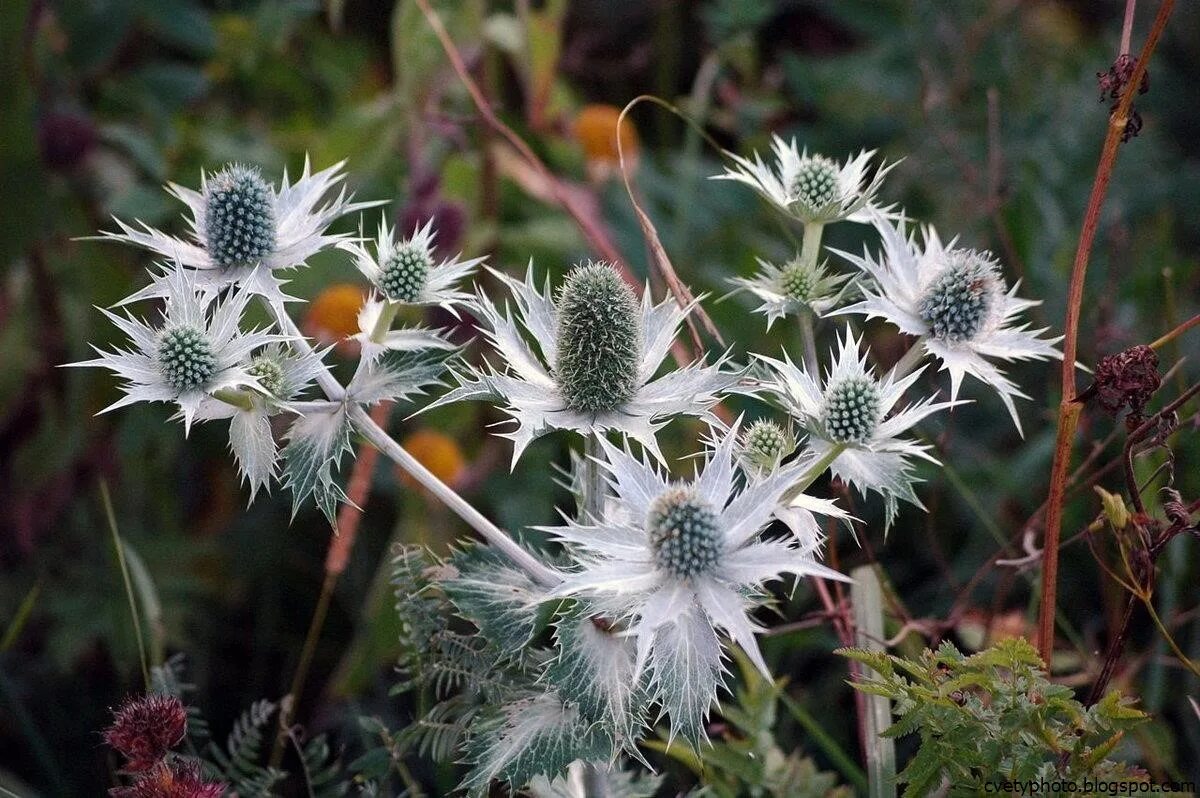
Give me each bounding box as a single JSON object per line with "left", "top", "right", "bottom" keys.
{"left": 785, "top": 442, "right": 847, "bottom": 503}
{"left": 800, "top": 221, "right": 825, "bottom": 269}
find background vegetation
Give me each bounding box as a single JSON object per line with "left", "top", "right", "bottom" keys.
{"left": 2, "top": 0, "right": 1198, "bottom": 793}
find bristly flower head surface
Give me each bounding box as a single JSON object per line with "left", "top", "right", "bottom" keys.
{"left": 431, "top": 263, "right": 740, "bottom": 464}
{"left": 203, "top": 164, "right": 276, "bottom": 268}
{"left": 104, "top": 694, "right": 188, "bottom": 773}
{"left": 554, "top": 262, "right": 642, "bottom": 413}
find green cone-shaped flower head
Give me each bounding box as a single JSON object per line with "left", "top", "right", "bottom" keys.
{"left": 823, "top": 375, "right": 882, "bottom": 444}
{"left": 554, "top": 262, "right": 641, "bottom": 413}
{"left": 918, "top": 249, "right": 1002, "bottom": 343}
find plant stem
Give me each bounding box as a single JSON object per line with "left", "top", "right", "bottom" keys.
{"left": 1149, "top": 312, "right": 1200, "bottom": 351}
{"left": 101, "top": 481, "right": 150, "bottom": 690}
{"left": 798, "top": 310, "right": 820, "bottom": 378}
{"left": 370, "top": 301, "right": 400, "bottom": 342}
{"left": 1036, "top": 0, "right": 1175, "bottom": 661}
{"left": 351, "top": 406, "right": 561, "bottom": 587}
{"left": 800, "top": 221, "right": 825, "bottom": 269}
{"left": 785, "top": 443, "right": 847, "bottom": 504}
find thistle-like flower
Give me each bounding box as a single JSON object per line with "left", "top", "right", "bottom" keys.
{"left": 103, "top": 694, "right": 188, "bottom": 772}
{"left": 99, "top": 158, "right": 379, "bottom": 302}
{"left": 191, "top": 343, "right": 326, "bottom": 500}
{"left": 756, "top": 328, "right": 960, "bottom": 530}
{"left": 712, "top": 136, "right": 895, "bottom": 225}
{"left": 728, "top": 255, "right": 853, "bottom": 330}
{"left": 544, "top": 425, "right": 847, "bottom": 743}
{"left": 342, "top": 215, "right": 483, "bottom": 313}
{"left": 66, "top": 268, "right": 282, "bottom": 433}
{"left": 109, "top": 761, "right": 225, "bottom": 798}
{"left": 832, "top": 215, "right": 1062, "bottom": 434}
{"left": 435, "top": 262, "right": 741, "bottom": 464}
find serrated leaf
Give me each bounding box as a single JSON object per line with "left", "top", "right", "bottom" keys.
{"left": 544, "top": 605, "right": 646, "bottom": 744}
{"left": 441, "top": 546, "right": 553, "bottom": 658}
{"left": 647, "top": 607, "right": 724, "bottom": 748}
{"left": 281, "top": 404, "right": 353, "bottom": 524}
{"left": 462, "top": 692, "right": 613, "bottom": 796}
{"left": 347, "top": 347, "right": 454, "bottom": 406}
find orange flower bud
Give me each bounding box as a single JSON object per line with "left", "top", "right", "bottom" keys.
{"left": 304, "top": 283, "right": 367, "bottom": 356}
{"left": 574, "top": 104, "right": 639, "bottom": 181}
{"left": 398, "top": 429, "right": 467, "bottom": 491}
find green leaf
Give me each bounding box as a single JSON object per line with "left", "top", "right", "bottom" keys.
{"left": 281, "top": 405, "right": 353, "bottom": 524}
{"left": 442, "top": 546, "right": 554, "bottom": 658}
{"left": 461, "top": 692, "right": 613, "bottom": 795}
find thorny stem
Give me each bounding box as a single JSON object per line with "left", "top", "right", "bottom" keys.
{"left": 1037, "top": 0, "right": 1175, "bottom": 661}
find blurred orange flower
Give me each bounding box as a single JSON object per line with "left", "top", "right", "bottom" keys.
{"left": 304, "top": 283, "right": 367, "bottom": 356}
{"left": 574, "top": 104, "right": 639, "bottom": 181}
{"left": 398, "top": 429, "right": 467, "bottom": 492}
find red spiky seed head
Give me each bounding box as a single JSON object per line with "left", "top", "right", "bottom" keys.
{"left": 103, "top": 694, "right": 188, "bottom": 772}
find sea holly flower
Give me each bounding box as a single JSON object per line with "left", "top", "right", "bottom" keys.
{"left": 712, "top": 136, "right": 896, "bottom": 225}
{"left": 98, "top": 158, "right": 380, "bottom": 302}
{"left": 543, "top": 425, "right": 847, "bottom": 744}
{"left": 341, "top": 215, "right": 484, "bottom": 315}
{"left": 190, "top": 343, "right": 327, "bottom": 501}
{"left": 65, "top": 267, "right": 283, "bottom": 434}
{"left": 832, "top": 214, "right": 1062, "bottom": 434}
{"left": 755, "top": 328, "right": 961, "bottom": 531}
{"left": 728, "top": 255, "right": 853, "bottom": 330}
{"left": 434, "top": 262, "right": 741, "bottom": 465}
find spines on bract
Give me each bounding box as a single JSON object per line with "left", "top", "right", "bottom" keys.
{"left": 553, "top": 262, "right": 641, "bottom": 413}
{"left": 204, "top": 164, "right": 276, "bottom": 268}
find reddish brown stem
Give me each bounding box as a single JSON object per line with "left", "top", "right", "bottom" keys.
{"left": 1036, "top": 0, "right": 1175, "bottom": 661}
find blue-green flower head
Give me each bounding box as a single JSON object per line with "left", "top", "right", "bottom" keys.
{"left": 647, "top": 487, "right": 723, "bottom": 580}
{"left": 203, "top": 164, "right": 276, "bottom": 268}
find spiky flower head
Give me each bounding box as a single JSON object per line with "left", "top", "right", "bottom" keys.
{"left": 65, "top": 267, "right": 282, "bottom": 434}
{"left": 246, "top": 351, "right": 287, "bottom": 397}
{"left": 554, "top": 262, "right": 642, "bottom": 413}
{"left": 647, "top": 487, "right": 723, "bottom": 580}
{"left": 738, "top": 418, "right": 795, "bottom": 475}
{"left": 832, "top": 214, "right": 1062, "bottom": 434}
{"left": 544, "top": 425, "right": 847, "bottom": 744}
{"left": 103, "top": 694, "right": 188, "bottom": 772}
{"left": 756, "top": 327, "right": 962, "bottom": 531}
{"left": 203, "top": 164, "right": 276, "bottom": 268}
{"left": 97, "top": 157, "right": 381, "bottom": 303}
{"left": 109, "top": 761, "right": 226, "bottom": 798}
{"left": 727, "top": 256, "right": 852, "bottom": 330}
{"left": 712, "top": 136, "right": 896, "bottom": 225}
{"left": 341, "top": 215, "right": 482, "bottom": 315}
{"left": 822, "top": 374, "right": 882, "bottom": 444}
{"left": 431, "top": 265, "right": 740, "bottom": 464}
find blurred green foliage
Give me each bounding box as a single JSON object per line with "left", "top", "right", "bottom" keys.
{"left": 2, "top": 0, "right": 1199, "bottom": 794}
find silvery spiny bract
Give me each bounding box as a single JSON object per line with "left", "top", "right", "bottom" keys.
{"left": 712, "top": 135, "right": 896, "bottom": 225}
{"left": 66, "top": 267, "right": 283, "bottom": 434}
{"left": 98, "top": 157, "right": 380, "bottom": 303}
{"left": 756, "top": 328, "right": 964, "bottom": 532}
{"left": 432, "top": 262, "right": 742, "bottom": 464}
{"left": 543, "top": 425, "right": 848, "bottom": 744}
{"left": 834, "top": 213, "right": 1063, "bottom": 434}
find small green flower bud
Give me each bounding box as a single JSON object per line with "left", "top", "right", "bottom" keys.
{"left": 247, "top": 354, "right": 286, "bottom": 397}
{"left": 740, "top": 419, "right": 795, "bottom": 474}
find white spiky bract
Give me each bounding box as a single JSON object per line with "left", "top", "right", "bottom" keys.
{"left": 756, "top": 327, "right": 962, "bottom": 531}
{"left": 729, "top": 255, "right": 854, "bottom": 330}
{"left": 542, "top": 424, "right": 847, "bottom": 744}
{"left": 831, "top": 213, "right": 1062, "bottom": 435}
{"left": 341, "top": 215, "right": 483, "bottom": 314}
{"left": 65, "top": 267, "right": 283, "bottom": 435}
{"left": 711, "top": 136, "right": 896, "bottom": 225}
{"left": 431, "top": 264, "right": 742, "bottom": 466}
{"left": 99, "top": 157, "right": 381, "bottom": 303}
{"left": 190, "top": 343, "right": 327, "bottom": 501}
{"left": 351, "top": 295, "right": 457, "bottom": 364}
